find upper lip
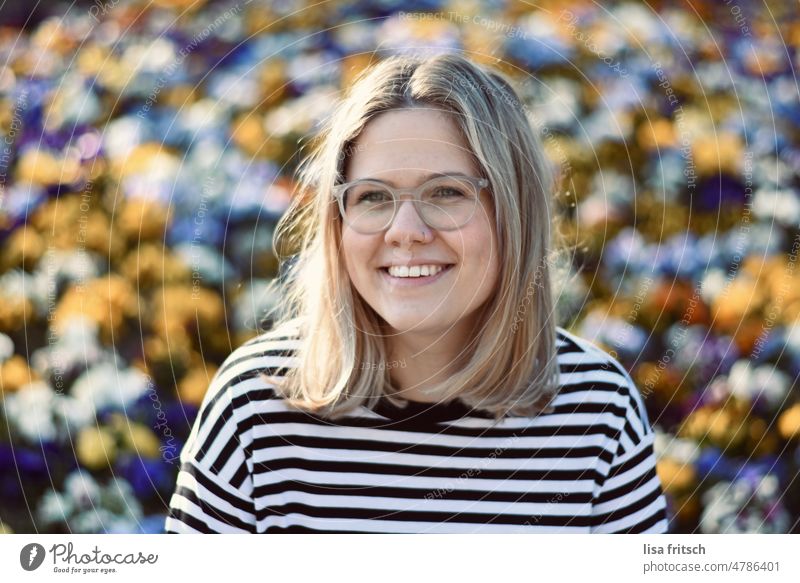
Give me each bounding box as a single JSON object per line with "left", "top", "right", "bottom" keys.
{"left": 379, "top": 261, "right": 454, "bottom": 268}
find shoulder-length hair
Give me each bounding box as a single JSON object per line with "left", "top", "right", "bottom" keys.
{"left": 260, "top": 52, "right": 562, "bottom": 422}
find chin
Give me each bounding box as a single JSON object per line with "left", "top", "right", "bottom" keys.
{"left": 380, "top": 313, "right": 453, "bottom": 335}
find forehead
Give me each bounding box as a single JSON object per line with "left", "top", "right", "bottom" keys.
{"left": 345, "top": 108, "right": 479, "bottom": 181}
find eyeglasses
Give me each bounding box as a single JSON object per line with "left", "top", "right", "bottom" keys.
{"left": 332, "top": 174, "right": 490, "bottom": 234}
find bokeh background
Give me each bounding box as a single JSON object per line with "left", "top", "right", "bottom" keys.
{"left": 0, "top": 0, "right": 799, "bottom": 534}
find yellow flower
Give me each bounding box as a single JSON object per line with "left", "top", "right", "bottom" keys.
{"left": 656, "top": 458, "right": 697, "bottom": 496}
{"left": 76, "top": 426, "right": 117, "bottom": 470}
{"left": 121, "top": 243, "right": 189, "bottom": 289}
{"left": 116, "top": 197, "right": 172, "bottom": 243}
{"left": 692, "top": 131, "right": 743, "bottom": 176}
{"left": 179, "top": 365, "right": 218, "bottom": 407}
{"left": 109, "top": 415, "right": 162, "bottom": 459}
{"left": 637, "top": 118, "right": 677, "bottom": 151}
{"left": 0, "top": 227, "right": 44, "bottom": 271}
{"left": 16, "top": 149, "right": 82, "bottom": 187}
{"left": 0, "top": 355, "right": 39, "bottom": 394}
{"left": 778, "top": 404, "right": 800, "bottom": 440}
{"left": 0, "top": 296, "right": 33, "bottom": 334}
{"left": 54, "top": 275, "right": 138, "bottom": 344}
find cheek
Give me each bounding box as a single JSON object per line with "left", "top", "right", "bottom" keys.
{"left": 340, "top": 232, "right": 358, "bottom": 282}
{"left": 341, "top": 231, "right": 374, "bottom": 284}
{"left": 466, "top": 221, "right": 499, "bottom": 272}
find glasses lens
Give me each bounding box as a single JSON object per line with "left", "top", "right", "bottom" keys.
{"left": 343, "top": 183, "right": 395, "bottom": 233}
{"left": 419, "top": 177, "right": 480, "bottom": 230}
{"left": 341, "top": 177, "right": 481, "bottom": 233}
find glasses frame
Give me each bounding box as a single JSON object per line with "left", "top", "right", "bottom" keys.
{"left": 331, "top": 175, "right": 490, "bottom": 234}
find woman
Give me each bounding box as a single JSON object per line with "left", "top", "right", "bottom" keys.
{"left": 165, "top": 53, "right": 668, "bottom": 533}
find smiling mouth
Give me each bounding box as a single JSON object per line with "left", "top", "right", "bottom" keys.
{"left": 379, "top": 264, "right": 455, "bottom": 279}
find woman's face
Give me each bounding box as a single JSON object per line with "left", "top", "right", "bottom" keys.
{"left": 341, "top": 108, "right": 500, "bottom": 338}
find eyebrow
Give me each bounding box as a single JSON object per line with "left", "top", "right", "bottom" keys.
{"left": 352, "top": 171, "right": 473, "bottom": 186}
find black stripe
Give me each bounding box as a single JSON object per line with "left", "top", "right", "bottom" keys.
{"left": 252, "top": 457, "right": 604, "bottom": 484}
{"left": 620, "top": 503, "right": 668, "bottom": 533}
{"left": 597, "top": 458, "right": 660, "bottom": 505}
{"left": 559, "top": 361, "right": 626, "bottom": 375}
{"left": 172, "top": 486, "right": 253, "bottom": 532}
{"left": 217, "top": 348, "right": 298, "bottom": 378}
{"left": 621, "top": 418, "right": 641, "bottom": 448}
{"left": 549, "top": 401, "right": 627, "bottom": 418}
{"left": 601, "top": 441, "right": 654, "bottom": 495}
{"left": 166, "top": 508, "right": 214, "bottom": 534}
{"left": 248, "top": 433, "right": 614, "bottom": 463}
{"left": 230, "top": 388, "right": 284, "bottom": 408}
{"left": 252, "top": 479, "right": 594, "bottom": 505}
{"left": 555, "top": 380, "right": 631, "bottom": 397}
{"left": 208, "top": 433, "right": 243, "bottom": 475}
{"left": 179, "top": 461, "right": 254, "bottom": 515}
{"left": 196, "top": 368, "right": 268, "bottom": 430}
{"left": 237, "top": 411, "right": 619, "bottom": 439}
{"left": 263, "top": 525, "right": 378, "bottom": 533}
{"left": 592, "top": 475, "right": 664, "bottom": 529}
{"left": 230, "top": 461, "right": 249, "bottom": 491}
{"left": 555, "top": 331, "right": 583, "bottom": 353}
{"left": 255, "top": 502, "right": 595, "bottom": 527}
{"left": 195, "top": 402, "right": 235, "bottom": 464}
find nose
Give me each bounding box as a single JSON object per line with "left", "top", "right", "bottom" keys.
{"left": 384, "top": 199, "right": 433, "bottom": 246}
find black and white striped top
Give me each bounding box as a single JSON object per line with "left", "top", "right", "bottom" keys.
{"left": 165, "top": 323, "right": 669, "bottom": 533}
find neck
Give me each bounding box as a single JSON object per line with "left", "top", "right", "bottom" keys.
{"left": 384, "top": 318, "right": 477, "bottom": 403}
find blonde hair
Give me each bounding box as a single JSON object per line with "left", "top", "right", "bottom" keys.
{"left": 261, "top": 53, "right": 563, "bottom": 422}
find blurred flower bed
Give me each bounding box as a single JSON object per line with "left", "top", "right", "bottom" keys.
{"left": 0, "top": 0, "right": 798, "bottom": 533}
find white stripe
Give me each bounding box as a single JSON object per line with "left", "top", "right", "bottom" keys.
{"left": 245, "top": 421, "right": 614, "bottom": 451}
{"left": 165, "top": 493, "right": 251, "bottom": 533}
{"left": 251, "top": 467, "right": 597, "bottom": 493}
{"left": 174, "top": 468, "right": 254, "bottom": 523}
{"left": 251, "top": 445, "right": 609, "bottom": 472}
{"left": 592, "top": 474, "right": 664, "bottom": 515}
{"left": 256, "top": 491, "right": 592, "bottom": 517}
{"left": 591, "top": 495, "right": 667, "bottom": 533}
{"left": 256, "top": 513, "right": 592, "bottom": 533}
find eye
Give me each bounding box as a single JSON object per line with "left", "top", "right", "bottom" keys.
{"left": 356, "top": 190, "right": 392, "bottom": 203}
{"left": 431, "top": 186, "right": 467, "bottom": 198}
{"left": 346, "top": 186, "right": 392, "bottom": 206}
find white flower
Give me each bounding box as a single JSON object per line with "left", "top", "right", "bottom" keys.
{"left": 3, "top": 382, "right": 58, "bottom": 442}
{"left": 71, "top": 362, "right": 151, "bottom": 412}
{"left": 37, "top": 490, "right": 72, "bottom": 526}
{"left": 654, "top": 429, "right": 700, "bottom": 464}
{"left": 30, "top": 316, "right": 115, "bottom": 380}
{"left": 700, "top": 476, "right": 790, "bottom": 534}
{"left": 55, "top": 396, "right": 94, "bottom": 434}
{"left": 728, "top": 360, "right": 790, "bottom": 409}
{"left": 71, "top": 509, "right": 115, "bottom": 534}
{"left": 0, "top": 332, "right": 13, "bottom": 362}
{"left": 700, "top": 481, "right": 741, "bottom": 533}
{"left": 38, "top": 474, "right": 145, "bottom": 533}
{"left": 63, "top": 471, "right": 101, "bottom": 509}
{"left": 700, "top": 268, "right": 727, "bottom": 306}
{"left": 753, "top": 187, "right": 800, "bottom": 227}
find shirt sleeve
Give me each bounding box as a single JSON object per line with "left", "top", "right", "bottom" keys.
{"left": 590, "top": 366, "right": 669, "bottom": 534}
{"left": 164, "top": 367, "right": 257, "bottom": 534}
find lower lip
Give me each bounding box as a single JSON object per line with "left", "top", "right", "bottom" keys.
{"left": 379, "top": 265, "right": 455, "bottom": 287}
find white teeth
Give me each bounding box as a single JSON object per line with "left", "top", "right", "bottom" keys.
{"left": 387, "top": 264, "right": 447, "bottom": 278}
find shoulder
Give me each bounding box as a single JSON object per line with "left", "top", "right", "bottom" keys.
{"left": 554, "top": 326, "right": 653, "bottom": 452}
{"left": 554, "top": 325, "right": 633, "bottom": 379}
{"left": 192, "top": 319, "right": 303, "bottom": 424}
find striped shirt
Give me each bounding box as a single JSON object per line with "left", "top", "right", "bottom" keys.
{"left": 165, "top": 324, "right": 669, "bottom": 533}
